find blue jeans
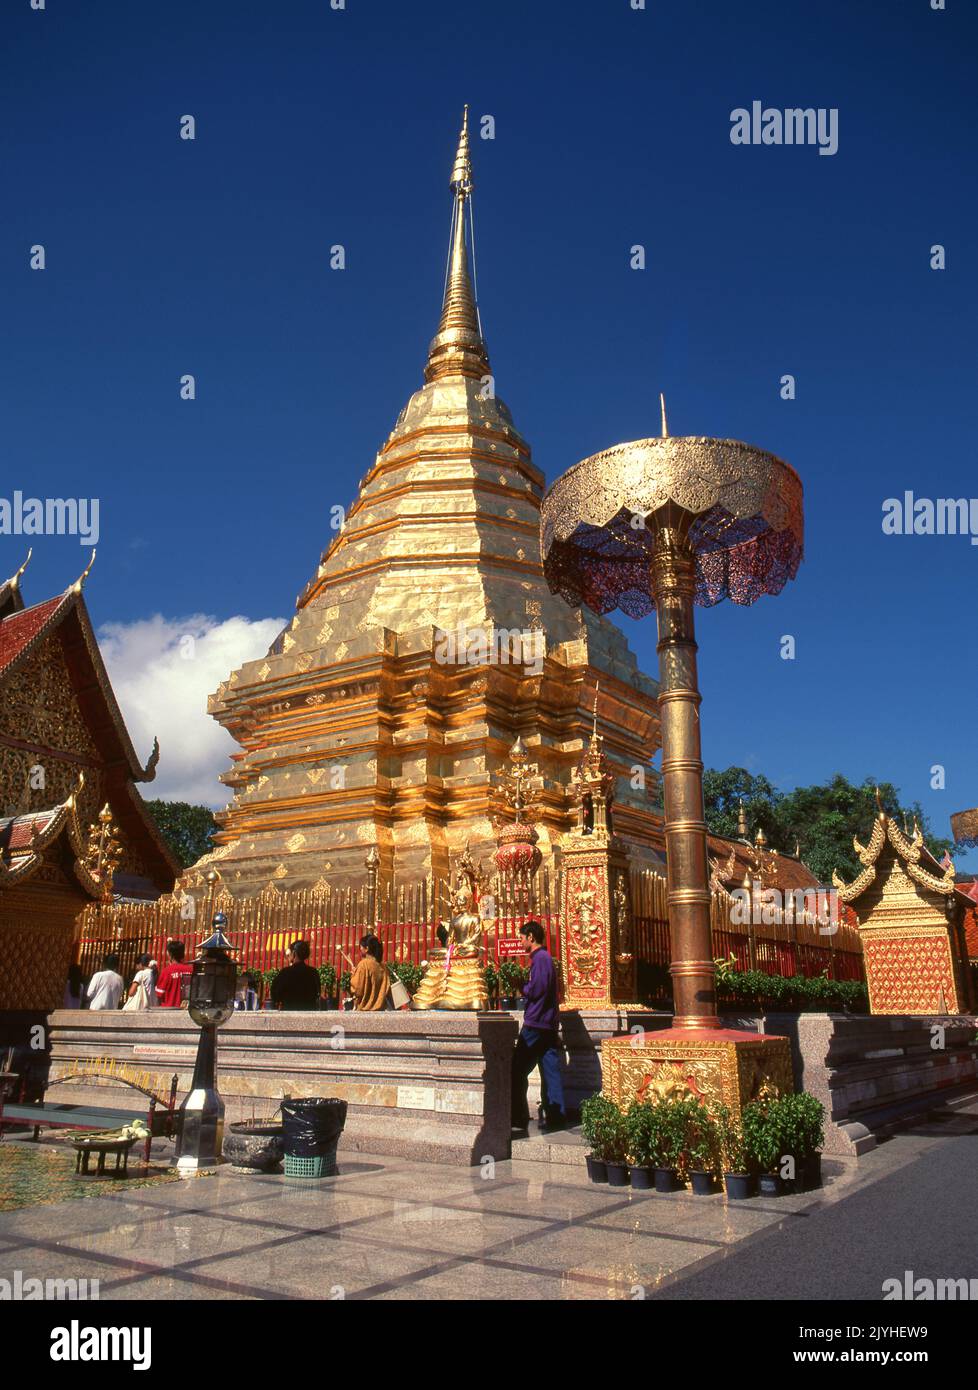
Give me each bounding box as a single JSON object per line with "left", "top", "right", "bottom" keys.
{"left": 511, "top": 1026, "right": 565, "bottom": 1127}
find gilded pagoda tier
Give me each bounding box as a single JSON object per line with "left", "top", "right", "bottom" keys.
{"left": 190, "top": 112, "right": 664, "bottom": 897}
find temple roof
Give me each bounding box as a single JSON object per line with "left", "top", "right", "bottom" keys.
{"left": 831, "top": 807, "right": 968, "bottom": 905}
{"left": 708, "top": 835, "right": 821, "bottom": 894}
{"left": 0, "top": 560, "right": 179, "bottom": 889}
{"left": 0, "top": 786, "right": 98, "bottom": 892}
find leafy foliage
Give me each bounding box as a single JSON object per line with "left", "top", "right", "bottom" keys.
{"left": 143, "top": 799, "right": 217, "bottom": 869}
{"left": 498, "top": 959, "right": 528, "bottom": 998}
{"left": 580, "top": 1094, "right": 628, "bottom": 1163}
{"left": 388, "top": 961, "right": 423, "bottom": 994}
{"left": 317, "top": 963, "right": 337, "bottom": 997}
{"left": 703, "top": 768, "right": 954, "bottom": 883}
{"left": 717, "top": 969, "right": 867, "bottom": 1012}
{"left": 623, "top": 1100, "right": 663, "bottom": 1168}
{"left": 713, "top": 1104, "right": 748, "bottom": 1174}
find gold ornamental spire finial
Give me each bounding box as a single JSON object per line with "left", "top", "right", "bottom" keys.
{"left": 736, "top": 799, "right": 748, "bottom": 839}
{"left": 450, "top": 103, "right": 473, "bottom": 194}
{"left": 660, "top": 392, "right": 669, "bottom": 438}
{"left": 425, "top": 107, "right": 491, "bottom": 384}
{"left": 71, "top": 549, "right": 97, "bottom": 594}
{"left": 10, "top": 547, "right": 32, "bottom": 589}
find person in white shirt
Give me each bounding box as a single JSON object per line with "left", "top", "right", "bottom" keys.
{"left": 86, "top": 953, "right": 124, "bottom": 1011}
{"left": 125, "top": 953, "right": 158, "bottom": 1010}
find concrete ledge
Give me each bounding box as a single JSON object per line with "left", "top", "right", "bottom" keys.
{"left": 738, "top": 1012, "right": 978, "bottom": 1155}
{"left": 42, "top": 1009, "right": 518, "bottom": 1166}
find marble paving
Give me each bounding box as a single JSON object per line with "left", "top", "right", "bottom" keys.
{"left": 0, "top": 1128, "right": 930, "bottom": 1300}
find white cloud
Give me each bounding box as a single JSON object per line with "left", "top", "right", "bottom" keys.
{"left": 97, "top": 613, "right": 285, "bottom": 807}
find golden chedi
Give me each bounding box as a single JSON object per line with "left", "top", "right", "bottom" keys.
{"left": 190, "top": 108, "right": 662, "bottom": 898}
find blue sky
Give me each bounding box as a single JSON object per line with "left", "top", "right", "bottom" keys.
{"left": 3, "top": 0, "right": 976, "bottom": 860}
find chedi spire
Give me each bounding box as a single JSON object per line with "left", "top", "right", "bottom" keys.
{"left": 425, "top": 106, "right": 491, "bottom": 384}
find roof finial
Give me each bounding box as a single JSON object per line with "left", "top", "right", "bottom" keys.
{"left": 450, "top": 104, "right": 473, "bottom": 194}
{"left": 425, "top": 108, "right": 490, "bottom": 384}
{"left": 10, "top": 548, "right": 32, "bottom": 589}
{"left": 592, "top": 680, "right": 600, "bottom": 739}
{"left": 660, "top": 392, "right": 669, "bottom": 438}
{"left": 736, "top": 798, "right": 748, "bottom": 840}
{"left": 72, "top": 549, "right": 96, "bottom": 594}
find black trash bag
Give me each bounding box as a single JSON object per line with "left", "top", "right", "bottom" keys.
{"left": 281, "top": 1098, "right": 348, "bottom": 1157}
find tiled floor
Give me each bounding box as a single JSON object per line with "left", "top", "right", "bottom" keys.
{"left": 0, "top": 1137, "right": 880, "bottom": 1300}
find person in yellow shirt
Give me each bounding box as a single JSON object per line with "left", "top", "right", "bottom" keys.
{"left": 349, "top": 935, "right": 391, "bottom": 1011}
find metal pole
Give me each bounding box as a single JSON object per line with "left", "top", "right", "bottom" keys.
{"left": 650, "top": 522, "right": 719, "bottom": 1030}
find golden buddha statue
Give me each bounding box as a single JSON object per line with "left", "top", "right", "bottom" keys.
{"left": 412, "top": 852, "right": 488, "bottom": 1010}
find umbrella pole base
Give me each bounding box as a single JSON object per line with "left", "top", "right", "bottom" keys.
{"left": 600, "top": 1026, "right": 794, "bottom": 1121}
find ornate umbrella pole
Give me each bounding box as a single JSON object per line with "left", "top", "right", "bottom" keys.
{"left": 541, "top": 405, "right": 801, "bottom": 1115}
{"left": 650, "top": 516, "right": 717, "bottom": 1028}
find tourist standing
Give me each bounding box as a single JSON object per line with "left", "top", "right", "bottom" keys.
{"left": 155, "top": 940, "right": 193, "bottom": 1008}
{"left": 124, "top": 953, "right": 158, "bottom": 1011}
{"left": 270, "top": 940, "right": 321, "bottom": 1011}
{"left": 86, "top": 954, "right": 124, "bottom": 1012}
{"left": 234, "top": 970, "right": 259, "bottom": 1011}
{"left": 511, "top": 920, "right": 566, "bottom": 1134}
{"left": 63, "top": 963, "right": 84, "bottom": 1009}
{"left": 349, "top": 935, "right": 390, "bottom": 1011}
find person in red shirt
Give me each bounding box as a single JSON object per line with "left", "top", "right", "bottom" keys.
{"left": 155, "top": 940, "right": 193, "bottom": 1008}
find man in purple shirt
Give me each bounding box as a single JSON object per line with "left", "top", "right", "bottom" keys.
{"left": 511, "top": 920, "right": 566, "bottom": 1134}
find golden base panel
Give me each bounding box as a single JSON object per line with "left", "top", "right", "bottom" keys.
{"left": 601, "top": 1027, "right": 794, "bottom": 1121}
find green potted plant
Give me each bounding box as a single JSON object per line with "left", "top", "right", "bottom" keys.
{"left": 685, "top": 1100, "right": 719, "bottom": 1195}
{"left": 317, "top": 962, "right": 338, "bottom": 1009}
{"left": 652, "top": 1096, "right": 692, "bottom": 1191}
{"left": 339, "top": 968, "right": 352, "bottom": 1005}
{"left": 624, "top": 1099, "right": 661, "bottom": 1191}
{"left": 580, "top": 1094, "right": 628, "bottom": 1185}
{"left": 498, "top": 959, "right": 527, "bottom": 1009}
{"left": 771, "top": 1092, "right": 826, "bottom": 1192}
{"left": 714, "top": 1104, "right": 753, "bottom": 1200}
{"left": 483, "top": 961, "right": 499, "bottom": 1008}
{"left": 741, "top": 1096, "right": 783, "bottom": 1195}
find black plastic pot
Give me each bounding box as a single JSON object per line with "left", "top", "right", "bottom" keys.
{"left": 606, "top": 1161, "right": 630, "bottom": 1187}
{"left": 629, "top": 1165, "right": 655, "bottom": 1191}
{"left": 689, "top": 1170, "right": 715, "bottom": 1196}
{"left": 758, "top": 1171, "right": 784, "bottom": 1197}
{"left": 586, "top": 1154, "right": 608, "bottom": 1184}
{"left": 724, "top": 1171, "right": 754, "bottom": 1200}
{"left": 654, "top": 1166, "right": 679, "bottom": 1193}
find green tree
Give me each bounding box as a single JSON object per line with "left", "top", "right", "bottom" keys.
{"left": 702, "top": 767, "right": 782, "bottom": 843}
{"left": 703, "top": 768, "right": 953, "bottom": 884}
{"left": 143, "top": 799, "right": 217, "bottom": 869}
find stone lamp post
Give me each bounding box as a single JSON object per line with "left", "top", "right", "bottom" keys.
{"left": 175, "top": 915, "right": 238, "bottom": 1173}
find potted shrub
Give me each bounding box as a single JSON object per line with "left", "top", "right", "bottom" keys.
{"left": 317, "top": 962, "right": 338, "bottom": 1009}
{"left": 685, "top": 1101, "right": 719, "bottom": 1195}
{"left": 483, "top": 962, "right": 500, "bottom": 1009}
{"left": 339, "top": 969, "right": 352, "bottom": 1009}
{"left": 771, "top": 1092, "right": 826, "bottom": 1191}
{"left": 715, "top": 1104, "right": 753, "bottom": 1200}
{"left": 651, "top": 1096, "right": 691, "bottom": 1192}
{"left": 580, "top": 1094, "right": 628, "bottom": 1185}
{"left": 498, "top": 959, "right": 527, "bottom": 1010}
{"left": 624, "top": 1099, "right": 661, "bottom": 1191}
{"left": 741, "top": 1097, "right": 783, "bottom": 1195}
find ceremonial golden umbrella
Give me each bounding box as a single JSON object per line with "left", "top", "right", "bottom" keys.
{"left": 541, "top": 404, "right": 803, "bottom": 1030}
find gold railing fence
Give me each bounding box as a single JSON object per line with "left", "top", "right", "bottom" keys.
{"left": 77, "top": 865, "right": 863, "bottom": 994}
